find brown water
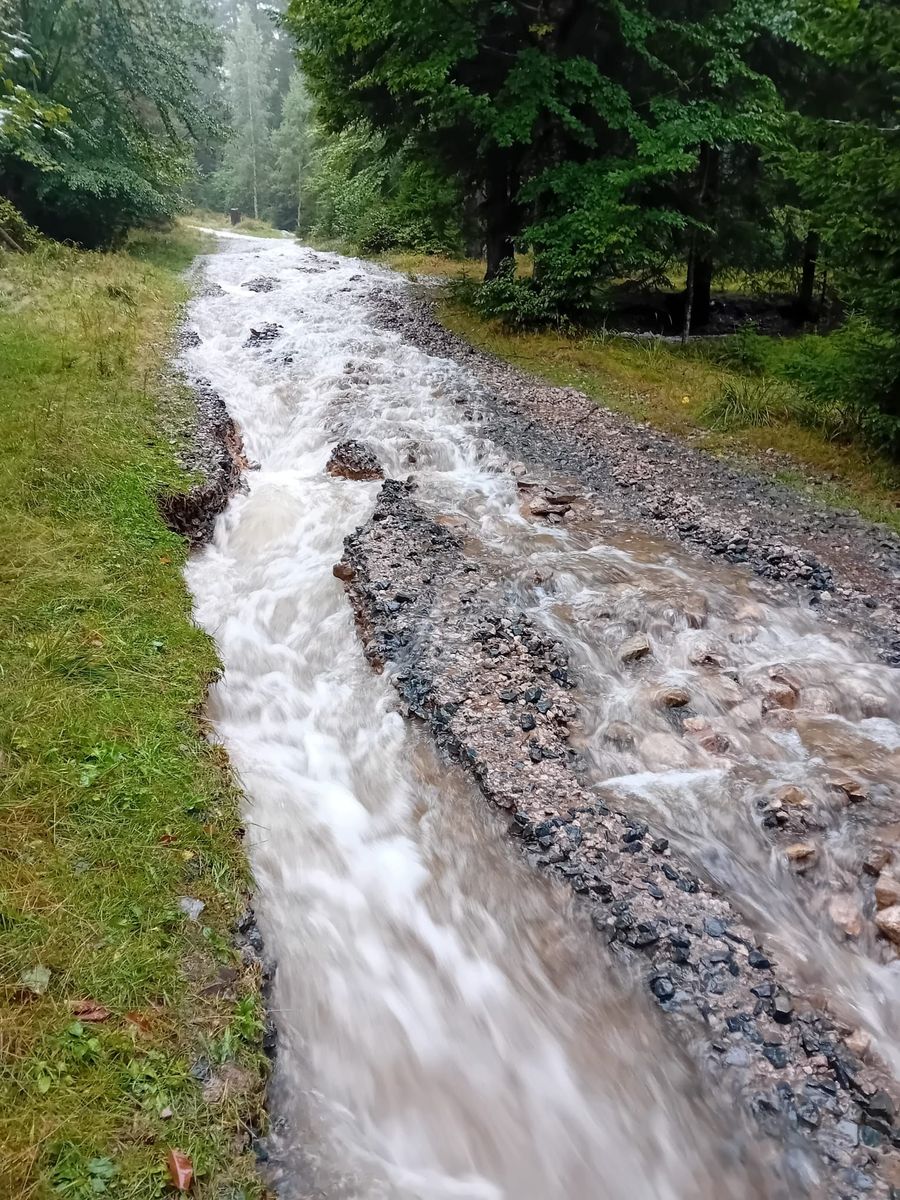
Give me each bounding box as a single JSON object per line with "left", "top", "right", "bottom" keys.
{"left": 183, "top": 231, "right": 900, "bottom": 1199}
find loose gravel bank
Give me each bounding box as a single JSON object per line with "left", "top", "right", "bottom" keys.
{"left": 369, "top": 288, "right": 900, "bottom": 665}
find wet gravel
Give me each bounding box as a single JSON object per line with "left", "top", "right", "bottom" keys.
{"left": 339, "top": 477, "right": 900, "bottom": 1199}
{"left": 368, "top": 288, "right": 900, "bottom": 665}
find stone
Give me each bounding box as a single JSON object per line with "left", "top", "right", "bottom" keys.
{"left": 178, "top": 896, "right": 205, "bottom": 922}
{"left": 659, "top": 685, "right": 691, "bottom": 708}
{"left": 619, "top": 634, "right": 651, "bottom": 663}
{"left": 772, "top": 993, "right": 794, "bottom": 1024}
{"left": 785, "top": 842, "right": 816, "bottom": 864}
{"left": 866, "top": 1090, "right": 894, "bottom": 1125}
{"left": 829, "top": 895, "right": 863, "bottom": 938}
{"left": 845, "top": 1029, "right": 871, "bottom": 1059}
{"left": 864, "top": 847, "right": 892, "bottom": 876}
{"left": 333, "top": 562, "right": 355, "bottom": 583}
{"left": 761, "top": 682, "right": 797, "bottom": 711}
{"left": 326, "top": 440, "right": 384, "bottom": 481}
{"left": 875, "top": 904, "right": 900, "bottom": 945}
{"left": 860, "top": 692, "right": 888, "bottom": 719}
{"left": 829, "top": 775, "right": 870, "bottom": 803}
{"left": 875, "top": 872, "right": 900, "bottom": 910}
{"left": 775, "top": 785, "right": 809, "bottom": 807}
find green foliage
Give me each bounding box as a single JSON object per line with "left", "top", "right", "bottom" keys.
{"left": 299, "top": 120, "right": 463, "bottom": 254}
{"left": 699, "top": 376, "right": 814, "bottom": 431}
{"left": 1, "top": 0, "right": 223, "bottom": 245}
{"left": 0, "top": 195, "right": 40, "bottom": 248}
{"left": 211, "top": 6, "right": 274, "bottom": 220}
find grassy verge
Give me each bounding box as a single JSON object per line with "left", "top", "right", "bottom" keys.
{"left": 189, "top": 209, "right": 284, "bottom": 240}
{"left": 0, "top": 228, "right": 266, "bottom": 1198}
{"left": 414, "top": 289, "right": 900, "bottom": 535}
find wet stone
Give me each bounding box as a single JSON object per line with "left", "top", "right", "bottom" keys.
{"left": 326, "top": 440, "right": 384, "bottom": 482}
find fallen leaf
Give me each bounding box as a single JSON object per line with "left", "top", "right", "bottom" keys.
{"left": 70, "top": 999, "right": 111, "bottom": 1022}
{"left": 159, "top": 555, "right": 172, "bottom": 564}
{"left": 124, "top": 1010, "right": 152, "bottom": 1034}
{"left": 20, "top": 965, "right": 51, "bottom": 996}
{"left": 166, "top": 1149, "right": 193, "bottom": 1191}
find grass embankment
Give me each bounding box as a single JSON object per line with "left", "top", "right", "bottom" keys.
{"left": 0, "top": 229, "right": 265, "bottom": 1198}
{"left": 378, "top": 252, "right": 899, "bottom": 533}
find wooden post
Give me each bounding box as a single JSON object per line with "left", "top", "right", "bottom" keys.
{"left": 229, "top": 208, "right": 241, "bottom": 226}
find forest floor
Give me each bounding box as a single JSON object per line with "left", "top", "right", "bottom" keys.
{"left": 378, "top": 251, "right": 900, "bottom": 537}
{"left": 0, "top": 228, "right": 266, "bottom": 1198}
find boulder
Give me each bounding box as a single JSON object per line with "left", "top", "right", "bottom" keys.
{"left": 619, "top": 633, "right": 651, "bottom": 663}
{"left": 326, "top": 440, "right": 384, "bottom": 481}
{"left": 875, "top": 904, "right": 900, "bottom": 946}
{"left": 875, "top": 872, "right": 900, "bottom": 910}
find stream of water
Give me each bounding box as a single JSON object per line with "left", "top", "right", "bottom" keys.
{"left": 182, "top": 231, "right": 900, "bottom": 1199}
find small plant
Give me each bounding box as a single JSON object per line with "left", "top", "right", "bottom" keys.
{"left": 699, "top": 377, "right": 805, "bottom": 430}
{"left": 49, "top": 1146, "right": 118, "bottom": 1198}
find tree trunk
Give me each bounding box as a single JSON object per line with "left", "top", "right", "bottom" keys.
{"left": 483, "top": 167, "right": 516, "bottom": 281}
{"left": 797, "top": 229, "right": 820, "bottom": 321}
{"left": 682, "top": 143, "right": 719, "bottom": 332}
{"left": 682, "top": 234, "right": 696, "bottom": 347}
{"left": 693, "top": 257, "right": 714, "bottom": 328}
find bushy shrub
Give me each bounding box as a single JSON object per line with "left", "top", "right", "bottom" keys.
{"left": 0, "top": 198, "right": 41, "bottom": 251}
{"left": 465, "top": 269, "right": 563, "bottom": 330}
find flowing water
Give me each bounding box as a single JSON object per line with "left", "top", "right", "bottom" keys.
{"left": 182, "top": 231, "right": 900, "bottom": 1199}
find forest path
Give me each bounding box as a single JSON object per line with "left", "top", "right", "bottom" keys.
{"left": 179, "top": 231, "right": 900, "bottom": 1200}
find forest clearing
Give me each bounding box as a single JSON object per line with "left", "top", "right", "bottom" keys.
{"left": 2, "top": 1, "right": 900, "bottom": 1198}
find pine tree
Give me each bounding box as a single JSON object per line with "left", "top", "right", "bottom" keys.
{"left": 217, "top": 4, "right": 274, "bottom": 218}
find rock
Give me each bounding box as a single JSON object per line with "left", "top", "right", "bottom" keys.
{"left": 243, "top": 275, "right": 277, "bottom": 292}
{"left": 874, "top": 904, "right": 900, "bottom": 945}
{"left": 244, "top": 322, "right": 282, "bottom": 346}
{"left": 860, "top": 692, "right": 888, "bottom": 719}
{"left": 761, "top": 682, "right": 797, "bottom": 711}
{"left": 773, "top": 993, "right": 794, "bottom": 1024}
{"left": 683, "top": 718, "right": 730, "bottom": 755}
{"left": 775, "top": 784, "right": 809, "bottom": 807}
{"left": 785, "top": 842, "right": 816, "bottom": 864}
{"left": 829, "top": 894, "right": 863, "bottom": 938}
{"left": 866, "top": 1090, "right": 894, "bottom": 1124}
{"left": 875, "top": 872, "right": 900, "bottom": 910}
{"left": 828, "top": 775, "right": 869, "bottom": 803}
{"left": 326, "top": 440, "right": 384, "bottom": 481}
{"left": 178, "top": 896, "right": 205, "bottom": 922}
{"left": 605, "top": 721, "right": 635, "bottom": 747}
{"left": 619, "top": 633, "right": 651, "bottom": 663}
{"left": 846, "top": 1028, "right": 871, "bottom": 1059}
{"left": 333, "top": 562, "right": 355, "bottom": 583}
{"left": 864, "top": 847, "right": 892, "bottom": 876}
{"left": 659, "top": 685, "right": 691, "bottom": 708}
{"left": 798, "top": 686, "right": 834, "bottom": 714}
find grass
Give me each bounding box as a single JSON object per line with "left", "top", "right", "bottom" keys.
{"left": 0, "top": 227, "right": 266, "bottom": 1198}
{"left": 433, "top": 296, "right": 900, "bottom": 534}
{"left": 188, "top": 208, "right": 285, "bottom": 239}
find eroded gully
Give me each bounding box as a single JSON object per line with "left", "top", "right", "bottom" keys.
{"left": 180, "top": 231, "right": 900, "bottom": 1200}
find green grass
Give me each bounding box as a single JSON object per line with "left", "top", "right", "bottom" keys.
{"left": 0, "top": 229, "right": 266, "bottom": 1198}
{"left": 435, "top": 297, "right": 900, "bottom": 534}
{"left": 189, "top": 208, "right": 285, "bottom": 239}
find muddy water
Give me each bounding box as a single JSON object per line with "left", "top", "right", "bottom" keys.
{"left": 182, "top": 232, "right": 899, "bottom": 1198}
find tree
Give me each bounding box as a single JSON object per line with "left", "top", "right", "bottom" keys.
{"left": 1, "top": 0, "right": 222, "bottom": 245}
{"left": 214, "top": 4, "right": 274, "bottom": 219}
{"left": 268, "top": 68, "right": 313, "bottom": 228}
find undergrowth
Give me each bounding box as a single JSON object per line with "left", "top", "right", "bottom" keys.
{"left": 0, "top": 229, "right": 266, "bottom": 1197}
